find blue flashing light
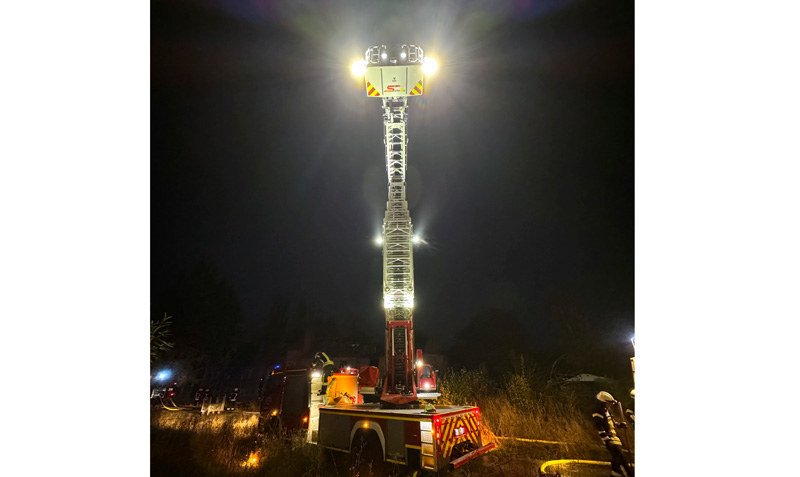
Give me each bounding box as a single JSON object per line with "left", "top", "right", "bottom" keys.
{"left": 156, "top": 370, "right": 171, "bottom": 381}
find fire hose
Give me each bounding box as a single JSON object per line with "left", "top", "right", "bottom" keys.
{"left": 159, "top": 397, "right": 184, "bottom": 411}
{"left": 539, "top": 459, "right": 611, "bottom": 474}
{"left": 494, "top": 437, "right": 567, "bottom": 445}
{"left": 540, "top": 459, "right": 635, "bottom": 475}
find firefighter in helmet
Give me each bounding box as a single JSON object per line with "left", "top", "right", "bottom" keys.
{"left": 625, "top": 389, "right": 635, "bottom": 428}
{"left": 193, "top": 387, "right": 203, "bottom": 407}
{"left": 313, "top": 351, "right": 335, "bottom": 393}
{"left": 227, "top": 387, "right": 239, "bottom": 411}
{"left": 593, "top": 391, "right": 634, "bottom": 477}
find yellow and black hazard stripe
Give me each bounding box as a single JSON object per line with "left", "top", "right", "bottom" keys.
{"left": 408, "top": 80, "right": 423, "bottom": 96}
{"left": 366, "top": 81, "right": 381, "bottom": 97}
{"left": 439, "top": 413, "right": 481, "bottom": 458}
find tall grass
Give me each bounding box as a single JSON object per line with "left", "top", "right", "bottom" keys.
{"left": 438, "top": 364, "right": 613, "bottom": 461}
{"left": 152, "top": 363, "right": 632, "bottom": 476}
{"left": 151, "top": 410, "right": 328, "bottom": 476}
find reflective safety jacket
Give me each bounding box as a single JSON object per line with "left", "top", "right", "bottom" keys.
{"left": 313, "top": 351, "right": 336, "bottom": 381}
{"left": 592, "top": 409, "right": 623, "bottom": 447}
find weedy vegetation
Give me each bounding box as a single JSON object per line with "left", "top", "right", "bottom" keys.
{"left": 151, "top": 363, "right": 632, "bottom": 476}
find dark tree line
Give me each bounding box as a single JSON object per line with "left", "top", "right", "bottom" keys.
{"left": 151, "top": 262, "right": 633, "bottom": 402}
{"left": 150, "top": 262, "right": 374, "bottom": 400}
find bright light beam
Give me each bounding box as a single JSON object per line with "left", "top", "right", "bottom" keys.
{"left": 422, "top": 57, "right": 438, "bottom": 75}
{"left": 351, "top": 60, "right": 367, "bottom": 76}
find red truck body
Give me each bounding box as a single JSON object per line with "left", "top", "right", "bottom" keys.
{"left": 259, "top": 368, "right": 493, "bottom": 472}
{"left": 317, "top": 404, "right": 493, "bottom": 471}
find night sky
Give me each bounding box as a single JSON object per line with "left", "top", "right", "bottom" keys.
{"left": 151, "top": 0, "right": 634, "bottom": 350}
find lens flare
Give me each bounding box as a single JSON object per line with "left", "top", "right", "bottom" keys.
{"left": 422, "top": 58, "right": 438, "bottom": 75}
{"left": 351, "top": 60, "right": 367, "bottom": 76}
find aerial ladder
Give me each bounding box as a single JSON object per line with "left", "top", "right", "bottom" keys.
{"left": 352, "top": 45, "right": 439, "bottom": 406}
{"left": 257, "top": 48, "right": 494, "bottom": 470}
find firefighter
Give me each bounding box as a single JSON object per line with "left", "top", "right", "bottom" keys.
{"left": 592, "top": 391, "right": 634, "bottom": 477}
{"left": 625, "top": 390, "right": 635, "bottom": 428}
{"left": 193, "top": 387, "right": 203, "bottom": 407}
{"left": 313, "top": 351, "right": 335, "bottom": 393}
{"left": 227, "top": 387, "right": 239, "bottom": 411}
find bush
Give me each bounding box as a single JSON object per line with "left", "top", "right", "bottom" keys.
{"left": 438, "top": 367, "right": 493, "bottom": 406}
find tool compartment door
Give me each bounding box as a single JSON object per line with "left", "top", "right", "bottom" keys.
{"left": 318, "top": 411, "right": 352, "bottom": 452}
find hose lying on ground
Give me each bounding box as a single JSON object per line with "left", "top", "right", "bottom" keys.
{"left": 494, "top": 437, "right": 567, "bottom": 445}
{"left": 540, "top": 459, "right": 610, "bottom": 474}
{"left": 159, "top": 397, "right": 184, "bottom": 411}
{"left": 539, "top": 459, "right": 635, "bottom": 475}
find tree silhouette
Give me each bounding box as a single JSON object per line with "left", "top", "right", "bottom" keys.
{"left": 150, "top": 313, "right": 174, "bottom": 364}
{"left": 448, "top": 308, "right": 532, "bottom": 378}
{"left": 153, "top": 262, "right": 245, "bottom": 379}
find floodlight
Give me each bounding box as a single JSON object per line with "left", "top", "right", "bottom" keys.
{"left": 351, "top": 60, "right": 367, "bottom": 76}
{"left": 422, "top": 57, "right": 438, "bottom": 75}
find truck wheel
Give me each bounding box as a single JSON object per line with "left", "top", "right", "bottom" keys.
{"left": 350, "top": 430, "right": 388, "bottom": 476}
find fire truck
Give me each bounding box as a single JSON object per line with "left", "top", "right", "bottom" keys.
{"left": 259, "top": 361, "right": 491, "bottom": 472}
{"left": 258, "top": 45, "right": 493, "bottom": 473}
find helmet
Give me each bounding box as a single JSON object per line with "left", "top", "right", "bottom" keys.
{"left": 596, "top": 391, "right": 616, "bottom": 403}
